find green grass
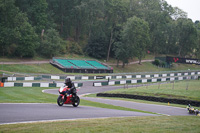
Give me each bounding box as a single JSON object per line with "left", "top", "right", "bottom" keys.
{"left": 104, "top": 80, "right": 200, "bottom": 102}
{"left": 112, "top": 62, "right": 200, "bottom": 73}
{"left": 0, "top": 56, "right": 49, "bottom": 62}
{"left": 0, "top": 116, "right": 200, "bottom": 133}
{"left": 80, "top": 98, "right": 155, "bottom": 114}
{"left": 1, "top": 62, "right": 200, "bottom": 75}
{"left": 1, "top": 55, "right": 200, "bottom": 74}
{"left": 0, "top": 87, "right": 57, "bottom": 103}
{"left": 0, "top": 64, "right": 66, "bottom": 74}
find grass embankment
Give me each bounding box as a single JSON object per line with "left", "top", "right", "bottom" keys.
{"left": 103, "top": 80, "right": 200, "bottom": 102}
{"left": 1, "top": 55, "right": 200, "bottom": 74}
{"left": 1, "top": 62, "right": 200, "bottom": 75}
{"left": 0, "top": 64, "right": 66, "bottom": 75}
{"left": 112, "top": 62, "right": 200, "bottom": 73}
{"left": 0, "top": 116, "right": 200, "bottom": 133}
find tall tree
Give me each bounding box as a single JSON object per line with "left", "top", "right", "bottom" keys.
{"left": 104, "top": 0, "right": 128, "bottom": 61}
{"left": 176, "top": 18, "right": 198, "bottom": 57}
{"left": 85, "top": 21, "right": 108, "bottom": 59}
{"left": 171, "top": 7, "right": 187, "bottom": 20}
{"left": 122, "top": 17, "right": 150, "bottom": 64}
{"left": 194, "top": 21, "right": 200, "bottom": 58}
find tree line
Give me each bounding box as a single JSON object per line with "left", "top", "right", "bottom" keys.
{"left": 0, "top": 0, "right": 200, "bottom": 67}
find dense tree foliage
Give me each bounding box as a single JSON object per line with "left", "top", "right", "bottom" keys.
{"left": 0, "top": 0, "right": 38, "bottom": 57}
{"left": 176, "top": 18, "right": 198, "bottom": 56}
{"left": 0, "top": 0, "right": 200, "bottom": 66}
{"left": 123, "top": 17, "right": 150, "bottom": 65}
{"left": 39, "top": 28, "right": 64, "bottom": 57}
{"left": 195, "top": 21, "right": 200, "bottom": 58}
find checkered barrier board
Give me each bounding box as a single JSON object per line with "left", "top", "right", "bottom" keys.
{"left": 3, "top": 82, "right": 83, "bottom": 88}
{"left": 6, "top": 71, "right": 200, "bottom": 81}
{"left": 7, "top": 76, "right": 42, "bottom": 81}
{"left": 93, "top": 75, "right": 199, "bottom": 87}
{"left": 50, "top": 71, "right": 200, "bottom": 80}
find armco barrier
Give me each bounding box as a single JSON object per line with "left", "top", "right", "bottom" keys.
{"left": 6, "top": 71, "right": 200, "bottom": 81}
{"left": 3, "top": 82, "right": 83, "bottom": 88}
{"left": 51, "top": 71, "right": 200, "bottom": 80}
{"left": 97, "top": 93, "right": 200, "bottom": 106}
{"left": 7, "top": 76, "right": 42, "bottom": 81}
{"left": 93, "top": 75, "right": 198, "bottom": 86}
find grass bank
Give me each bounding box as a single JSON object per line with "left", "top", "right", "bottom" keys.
{"left": 103, "top": 80, "right": 200, "bottom": 102}
{"left": 112, "top": 62, "right": 200, "bottom": 73}
{"left": 0, "top": 64, "right": 66, "bottom": 75}
{"left": 1, "top": 62, "right": 200, "bottom": 75}
{"left": 1, "top": 55, "right": 200, "bottom": 74}
{"left": 0, "top": 116, "right": 200, "bottom": 133}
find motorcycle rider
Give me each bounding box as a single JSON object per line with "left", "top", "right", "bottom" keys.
{"left": 64, "top": 78, "right": 76, "bottom": 96}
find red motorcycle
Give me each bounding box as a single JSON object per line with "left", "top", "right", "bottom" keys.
{"left": 57, "top": 85, "right": 80, "bottom": 107}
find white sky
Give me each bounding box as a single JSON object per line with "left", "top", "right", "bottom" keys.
{"left": 165, "top": 0, "right": 200, "bottom": 22}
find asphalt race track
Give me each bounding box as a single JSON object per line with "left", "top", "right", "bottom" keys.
{"left": 0, "top": 80, "right": 191, "bottom": 125}
{"left": 0, "top": 103, "right": 156, "bottom": 125}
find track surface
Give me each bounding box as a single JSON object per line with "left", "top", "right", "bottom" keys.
{"left": 0, "top": 81, "right": 190, "bottom": 125}
{"left": 44, "top": 81, "right": 189, "bottom": 116}
{"left": 0, "top": 103, "right": 156, "bottom": 125}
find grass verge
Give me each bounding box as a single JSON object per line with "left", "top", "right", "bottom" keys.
{"left": 0, "top": 64, "right": 66, "bottom": 74}
{"left": 0, "top": 116, "right": 200, "bottom": 133}
{"left": 112, "top": 62, "right": 200, "bottom": 73}
{"left": 103, "top": 80, "right": 200, "bottom": 102}
{"left": 1, "top": 61, "right": 200, "bottom": 74}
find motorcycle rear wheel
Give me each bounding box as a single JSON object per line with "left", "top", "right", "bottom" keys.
{"left": 72, "top": 96, "right": 80, "bottom": 107}
{"left": 57, "top": 95, "right": 64, "bottom": 106}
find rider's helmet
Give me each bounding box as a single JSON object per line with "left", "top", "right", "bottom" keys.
{"left": 65, "top": 78, "right": 71, "bottom": 86}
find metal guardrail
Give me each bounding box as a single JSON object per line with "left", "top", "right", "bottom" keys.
{"left": 3, "top": 82, "right": 83, "bottom": 88}
{"left": 93, "top": 75, "right": 199, "bottom": 87}
{"left": 5, "top": 70, "right": 200, "bottom": 81}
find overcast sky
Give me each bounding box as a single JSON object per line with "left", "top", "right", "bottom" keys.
{"left": 165, "top": 0, "right": 200, "bottom": 22}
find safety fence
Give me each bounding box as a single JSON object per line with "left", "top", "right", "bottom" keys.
{"left": 97, "top": 93, "right": 200, "bottom": 106}
{"left": 3, "top": 82, "right": 83, "bottom": 88}
{"left": 93, "top": 75, "right": 199, "bottom": 87}
{"left": 6, "top": 71, "right": 200, "bottom": 81}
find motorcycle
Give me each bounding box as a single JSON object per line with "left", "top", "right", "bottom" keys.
{"left": 57, "top": 85, "right": 80, "bottom": 107}
{"left": 187, "top": 104, "right": 200, "bottom": 116}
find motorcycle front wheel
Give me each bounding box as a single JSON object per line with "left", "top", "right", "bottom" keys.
{"left": 57, "top": 95, "right": 64, "bottom": 106}
{"left": 72, "top": 96, "right": 80, "bottom": 107}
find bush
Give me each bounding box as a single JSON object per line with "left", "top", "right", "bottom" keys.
{"left": 66, "top": 41, "right": 83, "bottom": 55}
{"left": 153, "top": 59, "right": 160, "bottom": 66}
{"left": 161, "top": 62, "right": 166, "bottom": 67}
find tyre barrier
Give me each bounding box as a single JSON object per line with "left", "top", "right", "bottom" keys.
{"left": 97, "top": 93, "right": 200, "bottom": 106}
{"left": 3, "top": 82, "right": 83, "bottom": 88}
